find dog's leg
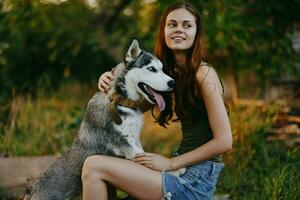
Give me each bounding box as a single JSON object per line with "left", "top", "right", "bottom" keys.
{"left": 124, "top": 144, "right": 144, "bottom": 159}
{"left": 25, "top": 143, "right": 85, "bottom": 200}
{"left": 123, "top": 135, "right": 144, "bottom": 159}
{"left": 116, "top": 143, "right": 143, "bottom": 160}
{"left": 113, "top": 147, "right": 125, "bottom": 157}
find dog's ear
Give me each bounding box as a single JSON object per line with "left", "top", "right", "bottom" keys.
{"left": 125, "top": 39, "right": 142, "bottom": 64}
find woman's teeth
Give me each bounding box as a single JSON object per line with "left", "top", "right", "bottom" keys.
{"left": 173, "top": 37, "right": 185, "bottom": 41}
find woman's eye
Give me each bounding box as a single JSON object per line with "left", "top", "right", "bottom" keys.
{"left": 184, "top": 24, "right": 192, "bottom": 28}
{"left": 147, "top": 66, "right": 157, "bottom": 72}
{"left": 168, "top": 23, "right": 176, "bottom": 28}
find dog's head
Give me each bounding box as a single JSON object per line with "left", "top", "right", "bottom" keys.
{"left": 118, "top": 39, "right": 174, "bottom": 111}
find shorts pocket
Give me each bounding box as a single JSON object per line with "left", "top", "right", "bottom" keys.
{"left": 193, "top": 162, "right": 223, "bottom": 185}
{"left": 182, "top": 167, "right": 200, "bottom": 184}
{"left": 209, "top": 161, "right": 224, "bottom": 178}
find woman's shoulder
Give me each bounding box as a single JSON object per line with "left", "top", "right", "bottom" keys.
{"left": 196, "top": 61, "right": 218, "bottom": 83}
{"left": 196, "top": 61, "right": 223, "bottom": 96}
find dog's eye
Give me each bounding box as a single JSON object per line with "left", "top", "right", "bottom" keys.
{"left": 147, "top": 66, "right": 157, "bottom": 72}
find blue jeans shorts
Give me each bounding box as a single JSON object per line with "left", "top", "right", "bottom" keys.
{"left": 161, "top": 160, "right": 224, "bottom": 200}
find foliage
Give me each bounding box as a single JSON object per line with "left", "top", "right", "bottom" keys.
{"left": 0, "top": 185, "right": 8, "bottom": 200}
{"left": 0, "top": 0, "right": 115, "bottom": 101}
{"left": 200, "top": 0, "right": 300, "bottom": 80}
{"left": 0, "top": 82, "right": 94, "bottom": 156}
{"left": 220, "top": 138, "right": 300, "bottom": 199}
{"left": 1, "top": 0, "right": 299, "bottom": 101}
{"left": 218, "top": 103, "right": 300, "bottom": 199}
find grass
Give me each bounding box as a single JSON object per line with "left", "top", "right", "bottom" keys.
{"left": 1, "top": 82, "right": 299, "bottom": 199}
{"left": 218, "top": 103, "right": 300, "bottom": 200}
{"left": 0, "top": 82, "right": 94, "bottom": 156}
{"left": 0, "top": 186, "right": 8, "bottom": 200}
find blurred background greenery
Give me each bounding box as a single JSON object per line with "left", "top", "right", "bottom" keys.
{"left": 0, "top": 0, "right": 300, "bottom": 199}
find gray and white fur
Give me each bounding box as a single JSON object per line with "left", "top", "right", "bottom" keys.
{"left": 24, "top": 39, "right": 174, "bottom": 200}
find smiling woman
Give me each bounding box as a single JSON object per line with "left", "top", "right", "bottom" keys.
{"left": 85, "top": 2, "right": 232, "bottom": 200}
{"left": 164, "top": 8, "right": 197, "bottom": 51}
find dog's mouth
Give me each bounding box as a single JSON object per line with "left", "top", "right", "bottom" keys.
{"left": 137, "top": 82, "right": 165, "bottom": 111}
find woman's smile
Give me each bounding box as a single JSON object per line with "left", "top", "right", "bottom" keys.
{"left": 172, "top": 36, "right": 186, "bottom": 41}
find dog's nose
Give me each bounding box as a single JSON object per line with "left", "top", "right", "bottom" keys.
{"left": 167, "top": 80, "right": 175, "bottom": 89}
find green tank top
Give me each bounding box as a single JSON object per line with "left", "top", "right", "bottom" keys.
{"left": 175, "top": 89, "right": 223, "bottom": 163}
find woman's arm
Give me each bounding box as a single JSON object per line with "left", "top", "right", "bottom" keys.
{"left": 169, "top": 65, "right": 232, "bottom": 170}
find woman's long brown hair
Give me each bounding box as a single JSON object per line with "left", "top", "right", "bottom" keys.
{"left": 154, "top": 2, "right": 205, "bottom": 127}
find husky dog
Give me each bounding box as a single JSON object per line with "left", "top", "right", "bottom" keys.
{"left": 24, "top": 39, "right": 175, "bottom": 200}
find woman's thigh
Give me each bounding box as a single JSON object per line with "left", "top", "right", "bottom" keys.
{"left": 82, "top": 155, "right": 163, "bottom": 200}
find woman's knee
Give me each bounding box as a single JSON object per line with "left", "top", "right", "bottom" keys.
{"left": 81, "top": 155, "right": 107, "bottom": 181}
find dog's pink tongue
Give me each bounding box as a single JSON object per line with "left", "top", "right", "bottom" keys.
{"left": 149, "top": 88, "right": 165, "bottom": 111}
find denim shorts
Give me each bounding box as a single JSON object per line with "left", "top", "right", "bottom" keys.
{"left": 161, "top": 160, "right": 224, "bottom": 200}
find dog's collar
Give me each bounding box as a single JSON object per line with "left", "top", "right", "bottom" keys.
{"left": 108, "top": 93, "right": 152, "bottom": 125}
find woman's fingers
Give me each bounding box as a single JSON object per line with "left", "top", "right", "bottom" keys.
{"left": 133, "top": 156, "right": 152, "bottom": 162}
{"left": 133, "top": 153, "right": 153, "bottom": 166}
{"left": 101, "top": 80, "right": 111, "bottom": 90}
{"left": 134, "top": 159, "right": 154, "bottom": 169}
{"left": 98, "top": 72, "right": 115, "bottom": 93}
{"left": 145, "top": 164, "right": 154, "bottom": 169}
{"left": 106, "top": 72, "right": 115, "bottom": 81}
{"left": 135, "top": 160, "right": 152, "bottom": 165}
{"left": 98, "top": 81, "right": 110, "bottom": 93}
{"left": 102, "top": 76, "right": 112, "bottom": 85}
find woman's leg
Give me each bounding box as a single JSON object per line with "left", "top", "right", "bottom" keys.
{"left": 81, "top": 155, "right": 163, "bottom": 200}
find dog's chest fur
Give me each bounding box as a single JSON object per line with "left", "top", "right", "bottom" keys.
{"left": 112, "top": 105, "right": 144, "bottom": 158}
{"left": 114, "top": 106, "right": 143, "bottom": 136}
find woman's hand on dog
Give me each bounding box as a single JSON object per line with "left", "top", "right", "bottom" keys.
{"left": 98, "top": 71, "right": 115, "bottom": 94}
{"left": 133, "top": 152, "right": 173, "bottom": 172}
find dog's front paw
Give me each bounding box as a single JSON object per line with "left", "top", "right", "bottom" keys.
{"left": 124, "top": 148, "right": 144, "bottom": 160}
{"left": 124, "top": 152, "right": 135, "bottom": 160}
{"left": 113, "top": 148, "right": 125, "bottom": 157}
{"left": 169, "top": 168, "right": 186, "bottom": 177}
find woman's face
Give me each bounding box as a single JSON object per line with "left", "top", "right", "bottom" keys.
{"left": 164, "top": 8, "right": 197, "bottom": 51}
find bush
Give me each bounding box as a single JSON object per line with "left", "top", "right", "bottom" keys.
{"left": 0, "top": 0, "right": 115, "bottom": 101}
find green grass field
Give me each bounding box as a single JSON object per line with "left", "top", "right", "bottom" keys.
{"left": 1, "top": 82, "right": 299, "bottom": 199}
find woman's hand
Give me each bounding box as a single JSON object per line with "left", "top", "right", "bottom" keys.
{"left": 98, "top": 71, "right": 115, "bottom": 94}
{"left": 133, "top": 152, "right": 172, "bottom": 172}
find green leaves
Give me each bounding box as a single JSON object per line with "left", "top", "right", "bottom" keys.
{"left": 0, "top": 0, "right": 115, "bottom": 99}
{"left": 0, "top": 0, "right": 299, "bottom": 100}
{"left": 199, "top": 0, "right": 299, "bottom": 80}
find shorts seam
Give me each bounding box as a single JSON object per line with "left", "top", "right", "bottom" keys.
{"left": 161, "top": 171, "right": 167, "bottom": 198}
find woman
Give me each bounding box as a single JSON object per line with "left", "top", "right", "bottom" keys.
{"left": 82, "top": 2, "right": 232, "bottom": 200}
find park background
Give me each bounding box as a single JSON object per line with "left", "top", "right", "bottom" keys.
{"left": 0, "top": 0, "right": 300, "bottom": 199}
